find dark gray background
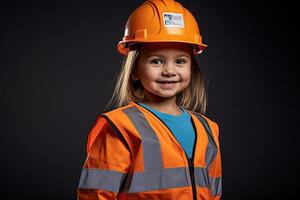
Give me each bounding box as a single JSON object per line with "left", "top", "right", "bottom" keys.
{"left": 0, "top": 0, "right": 297, "bottom": 199}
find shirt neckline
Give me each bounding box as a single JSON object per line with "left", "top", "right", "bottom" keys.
{"left": 137, "top": 102, "right": 189, "bottom": 120}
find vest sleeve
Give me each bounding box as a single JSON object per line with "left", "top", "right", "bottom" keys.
{"left": 77, "top": 116, "right": 131, "bottom": 200}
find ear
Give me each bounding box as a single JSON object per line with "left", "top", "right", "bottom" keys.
{"left": 131, "top": 67, "right": 139, "bottom": 80}
{"left": 131, "top": 75, "right": 138, "bottom": 81}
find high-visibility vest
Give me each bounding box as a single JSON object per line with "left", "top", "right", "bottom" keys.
{"left": 78, "top": 101, "right": 222, "bottom": 200}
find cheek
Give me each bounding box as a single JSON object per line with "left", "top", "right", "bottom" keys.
{"left": 142, "top": 68, "right": 159, "bottom": 80}
{"left": 180, "top": 68, "right": 191, "bottom": 82}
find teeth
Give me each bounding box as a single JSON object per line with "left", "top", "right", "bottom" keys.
{"left": 157, "top": 81, "right": 177, "bottom": 84}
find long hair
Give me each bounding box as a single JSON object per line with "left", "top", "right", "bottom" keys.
{"left": 105, "top": 47, "right": 207, "bottom": 114}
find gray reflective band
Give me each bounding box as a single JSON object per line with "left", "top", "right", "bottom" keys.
{"left": 123, "top": 107, "right": 162, "bottom": 171}
{"left": 210, "top": 176, "right": 222, "bottom": 196}
{"left": 126, "top": 167, "right": 189, "bottom": 192}
{"left": 192, "top": 113, "right": 218, "bottom": 169}
{"left": 192, "top": 113, "right": 222, "bottom": 196}
{"left": 78, "top": 167, "right": 221, "bottom": 194}
{"left": 194, "top": 167, "right": 222, "bottom": 196}
{"left": 194, "top": 167, "right": 210, "bottom": 187}
{"left": 78, "top": 168, "right": 126, "bottom": 192}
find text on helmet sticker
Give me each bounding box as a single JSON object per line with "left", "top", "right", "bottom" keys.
{"left": 163, "top": 12, "right": 185, "bottom": 28}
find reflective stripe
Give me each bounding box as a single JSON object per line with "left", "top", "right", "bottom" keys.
{"left": 192, "top": 113, "right": 217, "bottom": 169}
{"left": 194, "top": 167, "right": 210, "bottom": 187}
{"left": 78, "top": 168, "right": 126, "bottom": 192}
{"left": 194, "top": 167, "right": 222, "bottom": 196}
{"left": 123, "top": 107, "right": 162, "bottom": 171}
{"left": 210, "top": 176, "right": 222, "bottom": 196}
{"left": 78, "top": 167, "right": 220, "bottom": 193}
{"left": 193, "top": 113, "right": 221, "bottom": 196}
{"left": 126, "top": 167, "right": 189, "bottom": 192}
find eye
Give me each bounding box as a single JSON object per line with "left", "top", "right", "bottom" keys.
{"left": 176, "top": 58, "right": 187, "bottom": 65}
{"left": 150, "top": 58, "right": 163, "bottom": 65}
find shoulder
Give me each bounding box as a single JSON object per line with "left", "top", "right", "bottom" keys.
{"left": 103, "top": 103, "right": 134, "bottom": 117}
{"left": 189, "top": 111, "right": 220, "bottom": 137}
{"left": 86, "top": 104, "right": 134, "bottom": 153}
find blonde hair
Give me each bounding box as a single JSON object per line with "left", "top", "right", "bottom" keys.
{"left": 105, "top": 47, "right": 207, "bottom": 114}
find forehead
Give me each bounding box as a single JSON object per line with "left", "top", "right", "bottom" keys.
{"left": 139, "top": 42, "right": 193, "bottom": 56}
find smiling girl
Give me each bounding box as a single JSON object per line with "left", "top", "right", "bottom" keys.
{"left": 77, "top": 0, "right": 222, "bottom": 199}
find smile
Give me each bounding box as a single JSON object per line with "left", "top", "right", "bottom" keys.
{"left": 156, "top": 81, "right": 179, "bottom": 84}
{"left": 156, "top": 81, "right": 179, "bottom": 88}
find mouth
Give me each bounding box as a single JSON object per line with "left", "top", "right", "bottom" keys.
{"left": 156, "top": 81, "right": 179, "bottom": 88}
{"left": 156, "top": 81, "right": 179, "bottom": 84}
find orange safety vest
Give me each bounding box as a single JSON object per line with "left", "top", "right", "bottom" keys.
{"left": 77, "top": 101, "right": 222, "bottom": 200}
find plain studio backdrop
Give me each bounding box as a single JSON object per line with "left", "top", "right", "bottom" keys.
{"left": 0, "top": 0, "right": 297, "bottom": 199}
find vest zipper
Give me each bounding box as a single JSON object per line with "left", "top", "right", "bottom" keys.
{"left": 135, "top": 103, "right": 198, "bottom": 200}
{"left": 188, "top": 158, "right": 197, "bottom": 200}
{"left": 164, "top": 121, "right": 198, "bottom": 200}
{"left": 189, "top": 117, "right": 197, "bottom": 200}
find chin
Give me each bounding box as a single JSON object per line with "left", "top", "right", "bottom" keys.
{"left": 155, "top": 92, "right": 178, "bottom": 98}
{"left": 146, "top": 88, "right": 181, "bottom": 99}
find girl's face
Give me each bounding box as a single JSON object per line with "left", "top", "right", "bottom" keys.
{"left": 134, "top": 42, "right": 192, "bottom": 101}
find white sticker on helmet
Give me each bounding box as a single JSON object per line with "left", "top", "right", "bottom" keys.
{"left": 163, "top": 12, "right": 185, "bottom": 28}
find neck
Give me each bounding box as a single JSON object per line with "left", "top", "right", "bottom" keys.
{"left": 140, "top": 93, "right": 182, "bottom": 115}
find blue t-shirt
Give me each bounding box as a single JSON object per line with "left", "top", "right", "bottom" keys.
{"left": 138, "top": 102, "right": 196, "bottom": 158}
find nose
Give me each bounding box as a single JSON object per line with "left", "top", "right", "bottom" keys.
{"left": 162, "top": 62, "right": 176, "bottom": 76}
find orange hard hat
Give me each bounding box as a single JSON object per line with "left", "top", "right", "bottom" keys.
{"left": 117, "top": 0, "right": 207, "bottom": 56}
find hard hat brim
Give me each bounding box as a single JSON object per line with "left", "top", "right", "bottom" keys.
{"left": 117, "top": 40, "right": 207, "bottom": 56}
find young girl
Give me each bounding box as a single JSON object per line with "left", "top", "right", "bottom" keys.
{"left": 77, "top": 0, "right": 222, "bottom": 199}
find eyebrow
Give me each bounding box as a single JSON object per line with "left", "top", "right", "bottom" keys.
{"left": 145, "top": 54, "right": 190, "bottom": 59}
